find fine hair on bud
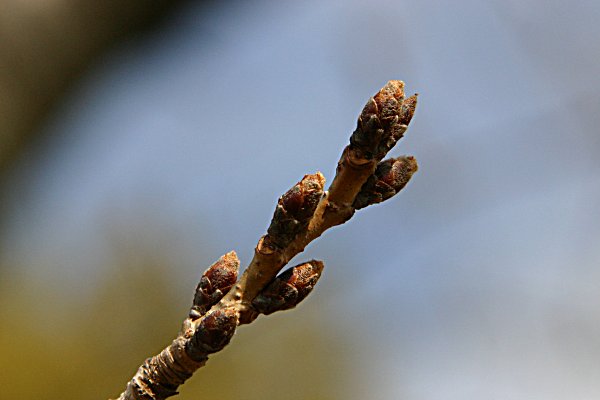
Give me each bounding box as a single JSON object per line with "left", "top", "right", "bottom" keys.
{"left": 253, "top": 260, "right": 324, "bottom": 315}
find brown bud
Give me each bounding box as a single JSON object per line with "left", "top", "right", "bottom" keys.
{"left": 190, "top": 251, "right": 239, "bottom": 318}
{"left": 399, "top": 94, "right": 418, "bottom": 126}
{"left": 252, "top": 260, "right": 324, "bottom": 315}
{"left": 353, "top": 156, "right": 418, "bottom": 209}
{"left": 349, "top": 81, "right": 417, "bottom": 163}
{"left": 187, "top": 308, "right": 238, "bottom": 360}
{"left": 266, "top": 173, "right": 325, "bottom": 248}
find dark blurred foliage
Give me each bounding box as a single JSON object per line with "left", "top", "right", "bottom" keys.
{"left": 0, "top": 0, "right": 201, "bottom": 177}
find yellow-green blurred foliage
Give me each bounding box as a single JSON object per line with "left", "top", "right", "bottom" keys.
{"left": 0, "top": 252, "right": 350, "bottom": 400}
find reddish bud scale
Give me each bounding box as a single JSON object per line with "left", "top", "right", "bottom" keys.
{"left": 349, "top": 81, "right": 417, "bottom": 162}
{"left": 187, "top": 308, "right": 238, "bottom": 360}
{"left": 353, "top": 156, "right": 418, "bottom": 209}
{"left": 266, "top": 173, "right": 325, "bottom": 248}
{"left": 252, "top": 260, "right": 324, "bottom": 315}
{"left": 191, "top": 252, "right": 239, "bottom": 318}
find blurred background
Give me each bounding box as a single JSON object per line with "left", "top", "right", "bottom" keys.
{"left": 1, "top": 0, "right": 599, "bottom": 399}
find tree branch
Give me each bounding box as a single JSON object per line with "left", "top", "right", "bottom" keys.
{"left": 113, "top": 80, "right": 419, "bottom": 400}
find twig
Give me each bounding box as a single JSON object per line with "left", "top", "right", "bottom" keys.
{"left": 113, "top": 80, "right": 419, "bottom": 400}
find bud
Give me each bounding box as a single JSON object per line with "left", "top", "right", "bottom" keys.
{"left": 349, "top": 81, "right": 417, "bottom": 163}
{"left": 353, "top": 156, "right": 418, "bottom": 209}
{"left": 187, "top": 308, "right": 238, "bottom": 359}
{"left": 253, "top": 260, "right": 324, "bottom": 315}
{"left": 190, "top": 252, "right": 239, "bottom": 319}
{"left": 399, "top": 94, "right": 418, "bottom": 126}
{"left": 266, "top": 173, "right": 325, "bottom": 248}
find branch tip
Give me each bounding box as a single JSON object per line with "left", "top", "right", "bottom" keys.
{"left": 350, "top": 80, "right": 417, "bottom": 163}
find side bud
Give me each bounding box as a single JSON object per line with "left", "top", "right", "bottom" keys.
{"left": 266, "top": 173, "right": 325, "bottom": 249}
{"left": 353, "top": 156, "right": 418, "bottom": 209}
{"left": 252, "top": 260, "right": 324, "bottom": 315}
{"left": 186, "top": 308, "right": 238, "bottom": 360}
{"left": 190, "top": 251, "right": 239, "bottom": 319}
